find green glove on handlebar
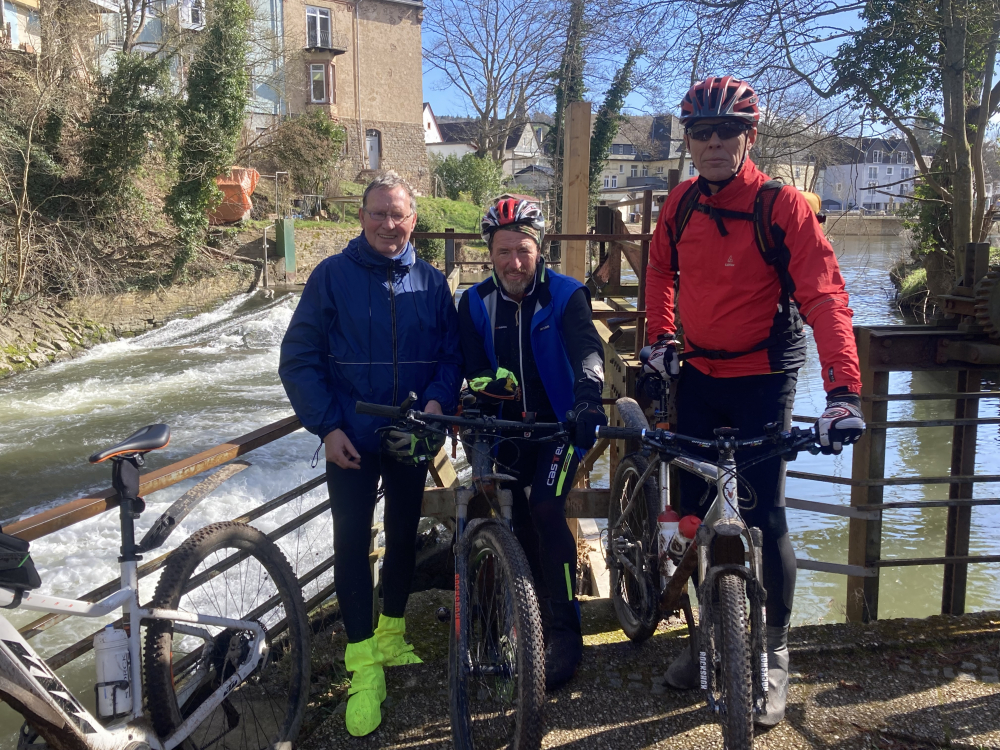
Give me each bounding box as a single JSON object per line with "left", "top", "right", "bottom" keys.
{"left": 469, "top": 367, "right": 521, "bottom": 401}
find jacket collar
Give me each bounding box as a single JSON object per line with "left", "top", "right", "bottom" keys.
{"left": 345, "top": 232, "right": 416, "bottom": 270}
{"left": 698, "top": 158, "right": 763, "bottom": 206}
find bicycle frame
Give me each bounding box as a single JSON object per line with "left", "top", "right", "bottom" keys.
{"left": 0, "top": 504, "right": 268, "bottom": 750}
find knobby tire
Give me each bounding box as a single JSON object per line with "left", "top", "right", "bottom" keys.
{"left": 608, "top": 454, "right": 659, "bottom": 642}
{"left": 718, "top": 572, "right": 753, "bottom": 749}
{"left": 450, "top": 520, "right": 544, "bottom": 750}
{"left": 144, "top": 522, "right": 310, "bottom": 750}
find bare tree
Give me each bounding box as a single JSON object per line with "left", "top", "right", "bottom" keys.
{"left": 422, "top": 0, "right": 566, "bottom": 160}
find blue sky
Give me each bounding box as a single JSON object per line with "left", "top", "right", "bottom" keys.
{"left": 421, "top": 6, "right": 866, "bottom": 120}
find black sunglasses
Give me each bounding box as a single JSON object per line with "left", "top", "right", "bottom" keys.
{"left": 686, "top": 121, "right": 751, "bottom": 142}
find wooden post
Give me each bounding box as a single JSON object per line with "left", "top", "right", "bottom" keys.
{"left": 846, "top": 327, "right": 887, "bottom": 622}
{"left": 634, "top": 189, "right": 653, "bottom": 356}
{"left": 444, "top": 228, "right": 455, "bottom": 277}
{"left": 561, "top": 101, "right": 592, "bottom": 282}
{"left": 942, "top": 370, "right": 980, "bottom": 614}
{"left": 667, "top": 169, "right": 680, "bottom": 190}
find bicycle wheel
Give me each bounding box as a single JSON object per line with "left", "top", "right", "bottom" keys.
{"left": 717, "top": 572, "right": 753, "bottom": 749}
{"left": 450, "top": 519, "right": 544, "bottom": 750}
{"left": 144, "top": 522, "right": 310, "bottom": 750}
{"left": 607, "top": 454, "right": 659, "bottom": 642}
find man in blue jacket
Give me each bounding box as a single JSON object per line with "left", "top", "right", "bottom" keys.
{"left": 279, "top": 171, "right": 461, "bottom": 737}
{"left": 458, "top": 198, "right": 608, "bottom": 691}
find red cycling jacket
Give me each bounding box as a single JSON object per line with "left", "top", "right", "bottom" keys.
{"left": 646, "top": 159, "right": 862, "bottom": 394}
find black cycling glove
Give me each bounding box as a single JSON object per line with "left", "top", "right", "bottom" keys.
{"left": 571, "top": 400, "right": 607, "bottom": 451}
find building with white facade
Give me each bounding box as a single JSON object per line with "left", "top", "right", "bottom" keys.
{"left": 815, "top": 137, "right": 920, "bottom": 212}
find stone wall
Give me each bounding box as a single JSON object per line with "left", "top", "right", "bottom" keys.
{"left": 0, "top": 267, "right": 256, "bottom": 378}
{"left": 824, "top": 214, "right": 904, "bottom": 237}
{"left": 342, "top": 118, "right": 429, "bottom": 192}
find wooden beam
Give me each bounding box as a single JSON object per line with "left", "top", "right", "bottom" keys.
{"left": 846, "top": 328, "right": 887, "bottom": 622}
{"left": 562, "top": 101, "right": 592, "bottom": 282}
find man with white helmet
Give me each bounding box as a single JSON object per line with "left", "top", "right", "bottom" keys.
{"left": 646, "top": 76, "right": 866, "bottom": 726}
{"left": 458, "top": 197, "right": 608, "bottom": 690}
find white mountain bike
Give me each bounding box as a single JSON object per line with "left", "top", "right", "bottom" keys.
{"left": 0, "top": 425, "right": 310, "bottom": 750}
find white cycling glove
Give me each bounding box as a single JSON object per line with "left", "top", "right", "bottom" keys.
{"left": 817, "top": 395, "right": 865, "bottom": 454}
{"left": 647, "top": 337, "right": 679, "bottom": 378}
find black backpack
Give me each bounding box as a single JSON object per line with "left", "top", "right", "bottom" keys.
{"left": 0, "top": 529, "right": 41, "bottom": 607}
{"left": 667, "top": 179, "right": 814, "bottom": 362}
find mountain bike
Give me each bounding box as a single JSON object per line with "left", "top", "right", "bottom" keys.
{"left": 599, "top": 356, "right": 819, "bottom": 749}
{"left": 356, "top": 396, "right": 566, "bottom": 750}
{"left": 0, "top": 424, "right": 310, "bottom": 750}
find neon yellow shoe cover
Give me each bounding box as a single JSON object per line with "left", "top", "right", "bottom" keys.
{"left": 344, "top": 637, "right": 386, "bottom": 736}
{"left": 375, "top": 614, "right": 424, "bottom": 666}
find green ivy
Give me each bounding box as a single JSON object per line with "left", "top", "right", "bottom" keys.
{"left": 589, "top": 47, "right": 641, "bottom": 210}
{"left": 81, "top": 52, "right": 176, "bottom": 216}
{"left": 166, "top": 0, "right": 252, "bottom": 276}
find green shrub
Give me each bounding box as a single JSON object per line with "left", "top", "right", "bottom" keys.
{"left": 429, "top": 153, "right": 506, "bottom": 206}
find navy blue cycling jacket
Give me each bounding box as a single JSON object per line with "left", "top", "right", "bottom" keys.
{"left": 278, "top": 234, "right": 462, "bottom": 454}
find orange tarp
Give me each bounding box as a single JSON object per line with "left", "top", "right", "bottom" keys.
{"left": 209, "top": 167, "right": 260, "bottom": 224}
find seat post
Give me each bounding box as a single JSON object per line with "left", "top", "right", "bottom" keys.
{"left": 111, "top": 456, "right": 142, "bottom": 563}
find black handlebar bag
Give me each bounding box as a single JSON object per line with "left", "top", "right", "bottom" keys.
{"left": 0, "top": 531, "right": 41, "bottom": 605}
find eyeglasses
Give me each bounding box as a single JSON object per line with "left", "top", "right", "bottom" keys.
{"left": 686, "top": 121, "right": 751, "bottom": 142}
{"left": 365, "top": 210, "right": 413, "bottom": 224}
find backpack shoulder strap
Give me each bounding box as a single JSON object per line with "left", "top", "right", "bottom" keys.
{"left": 668, "top": 182, "right": 702, "bottom": 271}
{"left": 753, "top": 179, "right": 786, "bottom": 267}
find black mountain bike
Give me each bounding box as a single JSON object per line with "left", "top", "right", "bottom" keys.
{"left": 356, "top": 396, "right": 568, "bottom": 750}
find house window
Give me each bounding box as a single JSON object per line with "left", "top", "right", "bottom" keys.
{"left": 902, "top": 167, "right": 910, "bottom": 179}
{"left": 656, "top": 166, "right": 663, "bottom": 174}
{"left": 867, "top": 181, "right": 877, "bottom": 195}
{"left": 897, "top": 151, "right": 908, "bottom": 163}
{"left": 306, "top": 6, "right": 331, "bottom": 48}
{"left": 611, "top": 144, "right": 621, "bottom": 155}
{"left": 886, "top": 167, "right": 893, "bottom": 176}
{"left": 610, "top": 175, "right": 617, "bottom": 188}
{"left": 619, "top": 164, "right": 624, "bottom": 173}
{"left": 310, "top": 63, "right": 327, "bottom": 103}
{"left": 868, "top": 166, "right": 877, "bottom": 179}
{"left": 603, "top": 176, "right": 609, "bottom": 188}
{"left": 641, "top": 165, "right": 648, "bottom": 177}
{"left": 630, "top": 165, "right": 638, "bottom": 177}
{"left": 871, "top": 149, "right": 881, "bottom": 163}
{"left": 189, "top": 0, "right": 204, "bottom": 25}
{"left": 836, "top": 182, "right": 843, "bottom": 192}
{"left": 689, "top": 163, "right": 696, "bottom": 176}
{"left": 795, "top": 166, "right": 801, "bottom": 179}
{"left": 899, "top": 184, "right": 905, "bottom": 195}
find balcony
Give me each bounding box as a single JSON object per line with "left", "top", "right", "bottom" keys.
{"left": 305, "top": 29, "right": 349, "bottom": 54}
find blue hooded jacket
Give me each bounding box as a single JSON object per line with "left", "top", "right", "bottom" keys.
{"left": 278, "top": 233, "right": 462, "bottom": 454}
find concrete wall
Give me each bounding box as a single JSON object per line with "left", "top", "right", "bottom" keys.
{"left": 823, "top": 214, "right": 904, "bottom": 236}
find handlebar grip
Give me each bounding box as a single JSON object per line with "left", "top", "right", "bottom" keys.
{"left": 355, "top": 402, "right": 404, "bottom": 418}
{"left": 598, "top": 426, "right": 646, "bottom": 440}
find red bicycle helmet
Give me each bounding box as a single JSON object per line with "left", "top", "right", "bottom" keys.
{"left": 680, "top": 76, "right": 760, "bottom": 125}
{"left": 480, "top": 198, "right": 546, "bottom": 247}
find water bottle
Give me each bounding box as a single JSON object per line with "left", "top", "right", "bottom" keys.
{"left": 94, "top": 624, "right": 130, "bottom": 719}
{"left": 667, "top": 514, "right": 701, "bottom": 563}
{"left": 657, "top": 507, "right": 680, "bottom": 579}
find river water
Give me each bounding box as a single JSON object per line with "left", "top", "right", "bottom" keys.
{"left": 0, "top": 235, "right": 998, "bottom": 741}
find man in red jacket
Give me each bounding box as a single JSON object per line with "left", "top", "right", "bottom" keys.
{"left": 646, "top": 76, "right": 865, "bottom": 726}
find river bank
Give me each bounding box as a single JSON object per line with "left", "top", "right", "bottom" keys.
{"left": 0, "top": 220, "right": 362, "bottom": 379}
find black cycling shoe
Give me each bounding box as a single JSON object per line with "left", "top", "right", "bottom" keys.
{"left": 544, "top": 628, "right": 583, "bottom": 691}
{"left": 664, "top": 640, "right": 700, "bottom": 690}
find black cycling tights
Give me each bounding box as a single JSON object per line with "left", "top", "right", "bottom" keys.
{"left": 675, "top": 365, "right": 799, "bottom": 628}
{"left": 496, "top": 438, "right": 582, "bottom": 607}
{"left": 327, "top": 453, "right": 428, "bottom": 643}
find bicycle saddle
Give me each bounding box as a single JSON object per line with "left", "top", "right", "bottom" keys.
{"left": 89, "top": 424, "right": 171, "bottom": 464}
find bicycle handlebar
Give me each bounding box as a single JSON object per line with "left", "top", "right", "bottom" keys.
{"left": 355, "top": 401, "right": 569, "bottom": 436}
{"left": 598, "top": 424, "right": 820, "bottom": 454}
{"left": 355, "top": 402, "right": 405, "bottom": 419}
